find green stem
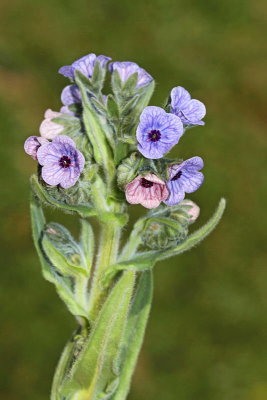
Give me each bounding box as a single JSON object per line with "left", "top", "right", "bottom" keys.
{"left": 88, "top": 218, "right": 122, "bottom": 322}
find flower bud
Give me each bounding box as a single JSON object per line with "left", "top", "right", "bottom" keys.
{"left": 179, "top": 199, "right": 200, "bottom": 224}
{"left": 39, "top": 109, "right": 64, "bottom": 139}
{"left": 142, "top": 218, "right": 188, "bottom": 249}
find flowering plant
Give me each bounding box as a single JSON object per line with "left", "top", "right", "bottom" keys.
{"left": 25, "top": 53, "right": 225, "bottom": 400}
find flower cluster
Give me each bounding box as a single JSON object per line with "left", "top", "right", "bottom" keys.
{"left": 24, "top": 52, "right": 205, "bottom": 209}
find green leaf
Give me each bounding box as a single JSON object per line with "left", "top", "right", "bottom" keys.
{"left": 59, "top": 272, "right": 136, "bottom": 399}
{"left": 102, "top": 198, "right": 226, "bottom": 283}
{"left": 79, "top": 219, "right": 95, "bottom": 274}
{"left": 30, "top": 197, "right": 88, "bottom": 319}
{"left": 113, "top": 271, "right": 153, "bottom": 400}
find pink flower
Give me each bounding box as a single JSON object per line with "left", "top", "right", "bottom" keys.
{"left": 39, "top": 109, "right": 64, "bottom": 140}
{"left": 125, "top": 174, "right": 169, "bottom": 209}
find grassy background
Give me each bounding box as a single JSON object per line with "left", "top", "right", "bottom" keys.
{"left": 0, "top": 0, "right": 267, "bottom": 399}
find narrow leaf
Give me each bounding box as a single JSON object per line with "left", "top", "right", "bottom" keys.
{"left": 113, "top": 271, "right": 153, "bottom": 400}
{"left": 60, "top": 272, "right": 136, "bottom": 399}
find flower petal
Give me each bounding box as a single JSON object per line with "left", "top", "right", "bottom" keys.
{"left": 61, "top": 85, "right": 81, "bottom": 106}
{"left": 39, "top": 119, "right": 63, "bottom": 140}
{"left": 181, "top": 99, "right": 206, "bottom": 124}
{"left": 42, "top": 164, "right": 67, "bottom": 186}
{"left": 164, "top": 181, "right": 185, "bottom": 206}
{"left": 24, "top": 136, "right": 48, "bottom": 160}
{"left": 37, "top": 143, "right": 62, "bottom": 165}
{"left": 58, "top": 65, "right": 73, "bottom": 78}
{"left": 171, "top": 86, "right": 191, "bottom": 109}
{"left": 110, "top": 61, "right": 152, "bottom": 87}
{"left": 52, "top": 135, "right": 77, "bottom": 148}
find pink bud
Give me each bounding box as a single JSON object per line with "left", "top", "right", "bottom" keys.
{"left": 180, "top": 199, "right": 200, "bottom": 223}
{"left": 39, "top": 109, "right": 64, "bottom": 140}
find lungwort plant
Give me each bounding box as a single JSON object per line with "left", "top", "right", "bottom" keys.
{"left": 24, "top": 53, "right": 225, "bottom": 400}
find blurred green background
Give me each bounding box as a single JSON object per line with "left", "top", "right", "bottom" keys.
{"left": 0, "top": 0, "right": 267, "bottom": 399}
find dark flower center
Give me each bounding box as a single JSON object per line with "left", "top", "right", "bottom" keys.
{"left": 148, "top": 129, "right": 161, "bottom": 142}
{"left": 140, "top": 178, "right": 154, "bottom": 188}
{"left": 59, "top": 155, "right": 72, "bottom": 169}
{"left": 171, "top": 170, "right": 182, "bottom": 181}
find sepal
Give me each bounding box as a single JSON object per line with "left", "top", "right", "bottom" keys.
{"left": 117, "top": 152, "right": 144, "bottom": 188}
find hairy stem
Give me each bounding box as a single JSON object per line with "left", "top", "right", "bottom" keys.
{"left": 88, "top": 218, "right": 122, "bottom": 322}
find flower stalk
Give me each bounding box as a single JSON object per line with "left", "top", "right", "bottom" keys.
{"left": 25, "top": 53, "right": 225, "bottom": 399}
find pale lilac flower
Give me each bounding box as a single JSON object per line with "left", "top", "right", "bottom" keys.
{"left": 179, "top": 199, "right": 200, "bottom": 223}
{"left": 60, "top": 106, "right": 75, "bottom": 117}
{"left": 59, "top": 54, "right": 111, "bottom": 79}
{"left": 24, "top": 136, "right": 49, "bottom": 160}
{"left": 170, "top": 86, "right": 206, "bottom": 126}
{"left": 109, "top": 61, "right": 153, "bottom": 87}
{"left": 61, "top": 85, "right": 81, "bottom": 106}
{"left": 125, "top": 173, "right": 169, "bottom": 209}
{"left": 39, "top": 109, "right": 64, "bottom": 140}
{"left": 136, "top": 106, "right": 183, "bottom": 159}
{"left": 164, "top": 157, "right": 204, "bottom": 206}
{"left": 37, "top": 135, "right": 85, "bottom": 189}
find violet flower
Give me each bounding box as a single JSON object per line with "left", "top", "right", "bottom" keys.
{"left": 164, "top": 157, "right": 204, "bottom": 206}
{"left": 24, "top": 136, "right": 49, "bottom": 160}
{"left": 37, "top": 135, "right": 85, "bottom": 189}
{"left": 136, "top": 106, "right": 183, "bottom": 159}
{"left": 109, "top": 61, "right": 153, "bottom": 87}
{"left": 39, "top": 109, "right": 65, "bottom": 140}
{"left": 170, "top": 86, "right": 206, "bottom": 126}
{"left": 61, "top": 85, "right": 81, "bottom": 107}
{"left": 59, "top": 53, "right": 111, "bottom": 79}
{"left": 125, "top": 173, "right": 169, "bottom": 209}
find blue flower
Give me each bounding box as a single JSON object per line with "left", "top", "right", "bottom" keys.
{"left": 170, "top": 86, "right": 206, "bottom": 126}
{"left": 109, "top": 61, "right": 153, "bottom": 87}
{"left": 136, "top": 106, "right": 183, "bottom": 159}
{"left": 59, "top": 53, "right": 111, "bottom": 79}
{"left": 37, "top": 135, "right": 85, "bottom": 189}
{"left": 164, "top": 157, "right": 204, "bottom": 206}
